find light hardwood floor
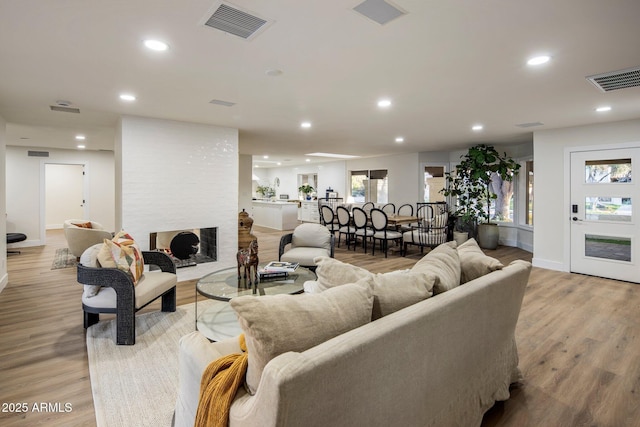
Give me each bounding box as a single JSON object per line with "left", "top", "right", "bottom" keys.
{"left": 1, "top": 227, "right": 638, "bottom": 426}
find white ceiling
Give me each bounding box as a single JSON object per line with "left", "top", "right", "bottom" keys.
{"left": 1, "top": 0, "right": 640, "bottom": 167}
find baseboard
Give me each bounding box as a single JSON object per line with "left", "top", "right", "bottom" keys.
{"left": 531, "top": 257, "right": 565, "bottom": 272}
{"left": 0, "top": 272, "right": 8, "bottom": 294}
{"left": 518, "top": 241, "right": 534, "bottom": 253}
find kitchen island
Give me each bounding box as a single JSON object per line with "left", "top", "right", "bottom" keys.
{"left": 251, "top": 200, "right": 299, "bottom": 231}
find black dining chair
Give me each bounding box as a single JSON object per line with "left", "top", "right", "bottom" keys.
{"left": 336, "top": 206, "right": 356, "bottom": 250}
{"left": 352, "top": 207, "right": 374, "bottom": 253}
{"left": 370, "top": 208, "right": 403, "bottom": 257}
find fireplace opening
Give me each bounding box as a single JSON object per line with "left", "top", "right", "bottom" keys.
{"left": 149, "top": 227, "right": 217, "bottom": 268}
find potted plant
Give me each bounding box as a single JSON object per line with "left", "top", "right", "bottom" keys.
{"left": 441, "top": 144, "right": 520, "bottom": 249}
{"left": 256, "top": 185, "right": 274, "bottom": 199}
{"left": 298, "top": 184, "right": 314, "bottom": 200}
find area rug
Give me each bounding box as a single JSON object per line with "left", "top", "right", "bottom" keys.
{"left": 51, "top": 248, "right": 77, "bottom": 269}
{"left": 86, "top": 300, "right": 221, "bottom": 427}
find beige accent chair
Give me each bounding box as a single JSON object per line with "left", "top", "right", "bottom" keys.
{"left": 63, "top": 219, "right": 113, "bottom": 258}
{"left": 279, "top": 223, "right": 334, "bottom": 271}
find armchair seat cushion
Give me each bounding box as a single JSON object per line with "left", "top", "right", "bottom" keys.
{"left": 82, "top": 270, "right": 177, "bottom": 309}
{"left": 280, "top": 247, "right": 330, "bottom": 267}
{"left": 402, "top": 229, "right": 446, "bottom": 245}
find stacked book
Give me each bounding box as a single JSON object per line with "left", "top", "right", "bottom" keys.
{"left": 258, "top": 261, "right": 300, "bottom": 280}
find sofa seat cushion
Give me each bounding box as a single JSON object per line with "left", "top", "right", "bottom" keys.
{"left": 81, "top": 270, "right": 177, "bottom": 310}
{"left": 411, "top": 241, "right": 461, "bottom": 295}
{"left": 313, "top": 257, "right": 436, "bottom": 320}
{"left": 457, "top": 238, "right": 504, "bottom": 283}
{"left": 280, "top": 247, "right": 330, "bottom": 266}
{"left": 230, "top": 279, "right": 374, "bottom": 395}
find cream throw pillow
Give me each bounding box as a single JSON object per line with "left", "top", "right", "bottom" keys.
{"left": 315, "top": 257, "right": 435, "bottom": 320}
{"left": 457, "top": 238, "right": 504, "bottom": 283}
{"left": 231, "top": 278, "right": 374, "bottom": 395}
{"left": 411, "top": 241, "right": 461, "bottom": 295}
{"left": 371, "top": 270, "right": 436, "bottom": 320}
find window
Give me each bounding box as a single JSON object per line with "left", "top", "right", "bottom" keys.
{"left": 424, "top": 166, "right": 446, "bottom": 202}
{"left": 350, "top": 169, "right": 388, "bottom": 203}
{"left": 525, "top": 160, "right": 533, "bottom": 225}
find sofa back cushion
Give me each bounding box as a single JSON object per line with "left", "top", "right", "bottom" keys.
{"left": 457, "top": 238, "right": 504, "bottom": 283}
{"left": 411, "top": 241, "right": 461, "bottom": 295}
{"left": 230, "top": 278, "right": 374, "bottom": 394}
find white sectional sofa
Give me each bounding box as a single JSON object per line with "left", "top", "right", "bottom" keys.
{"left": 175, "top": 239, "right": 531, "bottom": 427}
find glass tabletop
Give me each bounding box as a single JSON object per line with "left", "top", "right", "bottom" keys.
{"left": 196, "top": 264, "right": 315, "bottom": 301}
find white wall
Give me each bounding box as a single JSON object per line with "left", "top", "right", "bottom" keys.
{"left": 117, "top": 116, "right": 239, "bottom": 270}
{"left": 6, "top": 146, "right": 115, "bottom": 246}
{"left": 533, "top": 118, "right": 640, "bottom": 271}
{"left": 0, "top": 115, "right": 7, "bottom": 293}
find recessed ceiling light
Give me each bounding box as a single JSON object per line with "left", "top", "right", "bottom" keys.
{"left": 395, "top": 137, "right": 404, "bottom": 143}
{"left": 527, "top": 55, "right": 551, "bottom": 66}
{"left": 377, "top": 99, "right": 392, "bottom": 108}
{"left": 472, "top": 124, "right": 484, "bottom": 131}
{"left": 301, "top": 121, "right": 312, "bottom": 128}
{"left": 77, "top": 145, "right": 86, "bottom": 149}
{"left": 143, "top": 39, "right": 169, "bottom": 51}
{"left": 119, "top": 93, "right": 136, "bottom": 102}
{"left": 277, "top": 162, "right": 281, "bottom": 166}
{"left": 263, "top": 155, "right": 269, "bottom": 159}
{"left": 595, "top": 106, "right": 612, "bottom": 112}
{"left": 75, "top": 135, "right": 86, "bottom": 140}
{"left": 305, "top": 158, "right": 311, "bottom": 162}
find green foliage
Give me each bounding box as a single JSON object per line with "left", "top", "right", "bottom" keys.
{"left": 256, "top": 185, "right": 274, "bottom": 197}
{"left": 441, "top": 144, "right": 520, "bottom": 224}
{"left": 298, "top": 184, "right": 314, "bottom": 194}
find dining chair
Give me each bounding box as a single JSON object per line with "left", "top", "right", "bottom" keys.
{"left": 352, "top": 207, "right": 374, "bottom": 253}
{"left": 370, "top": 208, "right": 403, "bottom": 257}
{"left": 397, "top": 203, "right": 414, "bottom": 216}
{"left": 320, "top": 205, "right": 339, "bottom": 236}
{"left": 361, "top": 202, "right": 375, "bottom": 215}
{"left": 381, "top": 203, "right": 396, "bottom": 215}
{"left": 336, "top": 206, "right": 356, "bottom": 250}
{"left": 403, "top": 203, "right": 449, "bottom": 255}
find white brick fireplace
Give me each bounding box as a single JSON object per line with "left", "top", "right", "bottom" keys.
{"left": 116, "top": 115, "right": 238, "bottom": 279}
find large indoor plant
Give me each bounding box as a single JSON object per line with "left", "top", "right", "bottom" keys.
{"left": 441, "top": 144, "right": 520, "bottom": 249}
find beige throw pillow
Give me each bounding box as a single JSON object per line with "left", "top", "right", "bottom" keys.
{"left": 230, "top": 278, "right": 374, "bottom": 395}
{"left": 314, "top": 256, "right": 373, "bottom": 291}
{"left": 411, "top": 241, "right": 461, "bottom": 295}
{"left": 371, "top": 270, "right": 436, "bottom": 320}
{"left": 457, "top": 238, "right": 504, "bottom": 283}
{"left": 315, "top": 257, "right": 435, "bottom": 320}
{"left": 97, "top": 231, "right": 145, "bottom": 284}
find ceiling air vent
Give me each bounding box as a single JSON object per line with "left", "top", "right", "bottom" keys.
{"left": 209, "top": 99, "right": 236, "bottom": 107}
{"left": 28, "top": 150, "right": 50, "bottom": 157}
{"left": 586, "top": 66, "right": 640, "bottom": 92}
{"left": 353, "top": 0, "right": 406, "bottom": 25}
{"left": 50, "top": 105, "right": 80, "bottom": 113}
{"left": 203, "top": 2, "right": 270, "bottom": 40}
{"left": 515, "top": 122, "right": 544, "bottom": 128}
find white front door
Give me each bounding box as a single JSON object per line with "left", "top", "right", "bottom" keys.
{"left": 570, "top": 148, "right": 639, "bottom": 283}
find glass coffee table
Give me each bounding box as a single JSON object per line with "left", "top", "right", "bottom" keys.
{"left": 195, "top": 264, "right": 315, "bottom": 341}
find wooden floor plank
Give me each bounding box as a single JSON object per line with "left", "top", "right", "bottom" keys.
{"left": 1, "top": 227, "right": 639, "bottom": 426}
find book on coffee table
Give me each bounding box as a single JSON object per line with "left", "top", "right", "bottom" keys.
{"left": 262, "top": 261, "right": 299, "bottom": 273}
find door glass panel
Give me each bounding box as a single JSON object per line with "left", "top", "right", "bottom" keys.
{"left": 585, "top": 158, "right": 631, "bottom": 183}
{"left": 585, "top": 197, "right": 632, "bottom": 221}
{"left": 585, "top": 234, "right": 631, "bottom": 262}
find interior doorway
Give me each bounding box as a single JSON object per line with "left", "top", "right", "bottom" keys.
{"left": 570, "top": 148, "right": 638, "bottom": 283}
{"left": 45, "top": 163, "right": 85, "bottom": 229}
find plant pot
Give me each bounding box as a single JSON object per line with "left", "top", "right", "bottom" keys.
{"left": 453, "top": 231, "right": 469, "bottom": 246}
{"left": 306, "top": 195, "right": 311, "bottom": 200}
{"left": 477, "top": 223, "right": 499, "bottom": 249}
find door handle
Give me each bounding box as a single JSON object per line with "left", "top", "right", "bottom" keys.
{"left": 572, "top": 217, "right": 582, "bottom": 222}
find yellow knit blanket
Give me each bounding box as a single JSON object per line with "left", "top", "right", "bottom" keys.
{"left": 195, "top": 334, "right": 248, "bottom": 427}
